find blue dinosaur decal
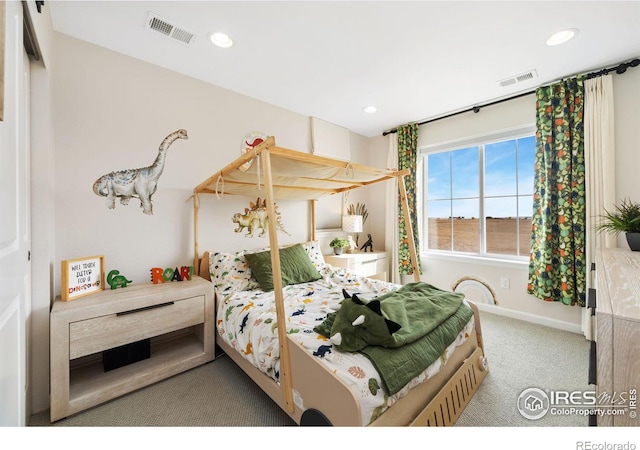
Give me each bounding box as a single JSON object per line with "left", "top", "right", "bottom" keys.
{"left": 313, "top": 345, "right": 332, "bottom": 358}
{"left": 239, "top": 313, "right": 249, "bottom": 334}
{"left": 292, "top": 307, "right": 306, "bottom": 316}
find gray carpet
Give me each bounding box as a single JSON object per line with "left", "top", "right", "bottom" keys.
{"left": 29, "top": 311, "right": 590, "bottom": 427}
{"left": 30, "top": 351, "right": 296, "bottom": 427}
{"left": 455, "top": 311, "right": 590, "bottom": 427}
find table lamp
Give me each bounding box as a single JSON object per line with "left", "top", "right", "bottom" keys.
{"left": 342, "top": 215, "right": 363, "bottom": 252}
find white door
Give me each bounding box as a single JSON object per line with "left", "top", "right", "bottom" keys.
{"left": 0, "top": 1, "right": 31, "bottom": 426}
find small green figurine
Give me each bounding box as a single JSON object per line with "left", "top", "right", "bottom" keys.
{"left": 107, "top": 269, "right": 132, "bottom": 290}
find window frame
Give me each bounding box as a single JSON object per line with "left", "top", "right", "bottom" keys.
{"left": 419, "top": 125, "right": 536, "bottom": 263}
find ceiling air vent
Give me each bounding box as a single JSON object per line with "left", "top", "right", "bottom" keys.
{"left": 145, "top": 13, "right": 195, "bottom": 45}
{"left": 497, "top": 69, "right": 538, "bottom": 88}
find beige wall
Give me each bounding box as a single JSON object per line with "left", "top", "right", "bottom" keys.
{"left": 348, "top": 132, "right": 386, "bottom": 251}
{"left": 51, "top": 33, "right": 340, "bottom": 293}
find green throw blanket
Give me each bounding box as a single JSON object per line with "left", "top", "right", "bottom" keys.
{"left": 315, "top": 282, "right": 474, "bottom": 395}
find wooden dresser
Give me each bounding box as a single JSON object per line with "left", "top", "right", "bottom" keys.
{"left": 594, "top": 248, "right": 640, "bottom": 426}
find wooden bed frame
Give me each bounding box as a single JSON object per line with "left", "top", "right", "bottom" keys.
{"left": 193, "top": 136, "right": 488, "bottom": 426}
{"left": 198, "top": 252, "right": 487, "bottom": 426}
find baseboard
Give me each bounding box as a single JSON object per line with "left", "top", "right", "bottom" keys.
{"left": 471, "top": 301, "right": 583, "bottom": 335}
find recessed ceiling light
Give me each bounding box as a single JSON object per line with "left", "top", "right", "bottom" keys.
{"left": 363, "top": 106, "right": 377, "bottom": 114}
{"left": 210, "top": 32, "right": 233, "bottom": 48}
{"left": 546, "top": 28, "right": 579, "bottom": 46}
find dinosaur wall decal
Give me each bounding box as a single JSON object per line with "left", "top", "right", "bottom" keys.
{"left": 92, "top": 129, "right": 188, "bottom": 215}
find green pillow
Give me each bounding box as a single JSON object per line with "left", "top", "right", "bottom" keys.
{"left": 244, "top": 244, "right": 321, "bottom": 292}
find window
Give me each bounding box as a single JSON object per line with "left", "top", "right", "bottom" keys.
{"left": 423, "top": 130, "right": 535, "bottom": 259}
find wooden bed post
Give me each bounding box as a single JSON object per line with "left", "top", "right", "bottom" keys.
{"left": 261, "top": 147, "right": 295, "bottom": 414}
{"left": 193, "top": 192, "right": 200, "bottom": 275}
{"left": 398, "top": 174, "right": 421, "bottom": 282}
{"left": 310, "top": 200, "right": 316, "bottom": 241}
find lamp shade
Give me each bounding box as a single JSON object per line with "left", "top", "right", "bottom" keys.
{"left": 342, "top": 215, "right": 363, "bottom": 233}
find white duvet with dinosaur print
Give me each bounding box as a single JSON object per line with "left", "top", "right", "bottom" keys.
{"left": 215, "top": 263, "right": 474, "bottom": 425}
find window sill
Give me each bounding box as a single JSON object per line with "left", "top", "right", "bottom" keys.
{"left": 421, "top": 251, "right": 529, "bottom": 270}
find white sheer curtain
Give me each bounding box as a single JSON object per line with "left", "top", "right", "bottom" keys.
{"left": 583, "top": 74, "right": 616, "bottom": 339}
{"left": 385, "top": 134, "right": 400, "bottom": 284}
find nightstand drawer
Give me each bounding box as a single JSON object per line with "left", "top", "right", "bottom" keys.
{"left": 357, "top": 258, "right": 386, "bottom": 277}
{"left": 324, "top": 251, "right": 388, "bottom": 281}
{"left": 69, "top": 295, "right": 204, "bottom": 359}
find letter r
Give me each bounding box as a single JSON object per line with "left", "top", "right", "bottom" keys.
{"left": 150, "top": 268, "right": 165, "bottom": 284}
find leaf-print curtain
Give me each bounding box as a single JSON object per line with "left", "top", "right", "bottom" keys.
{"left": 397, "top": 123, "right": 421, "bottom": 275}
{"left": 528, "top": 76, "right": 587, "bottom": 307}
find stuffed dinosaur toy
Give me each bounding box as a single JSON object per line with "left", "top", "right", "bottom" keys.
{"left": 326, "top": 283, "right": 466, "bottom": 353}
{"left": 328, "top": 290, "right": 402, "bottom": 352}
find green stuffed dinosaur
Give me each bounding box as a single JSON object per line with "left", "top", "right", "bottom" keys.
{"left": 315, "top": 285, "right": 473, "bottom": 396}
{"left": 328, "top": 283, "right": 465, "bottom": 352}
{"left": 328, "top": 290, "right": 402, "bottom": 352}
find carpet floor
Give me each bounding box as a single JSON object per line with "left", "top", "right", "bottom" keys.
{"left": 29, "top": 311, "right": 590, "bottom": 427}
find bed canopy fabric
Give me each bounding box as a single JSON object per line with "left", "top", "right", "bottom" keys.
{"left": 193, "top": 136, "right": 405, "bottom": 201}
{"left": 192, "top": 136, "right": 420, "bottom": 415}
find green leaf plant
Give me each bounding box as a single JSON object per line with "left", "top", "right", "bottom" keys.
{"left": 598, "top": 198, "right": 640, "bottom": 235}
{"left": 330, "top": 238, "right": 349, "bottom": 248}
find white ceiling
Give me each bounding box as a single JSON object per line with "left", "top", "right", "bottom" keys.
{"left": 48, "top": 1, "right": 640, "bottom": 137}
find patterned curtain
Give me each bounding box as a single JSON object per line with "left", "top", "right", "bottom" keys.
{"left": 397, "top": 123, "right": 421, "bottom": 275}
{"left": 528, "top": 76, "right": 587, "bottom": 307}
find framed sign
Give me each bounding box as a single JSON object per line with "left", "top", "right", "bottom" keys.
{"left": 61, "top": 255, "right": 105, "bottom": 301}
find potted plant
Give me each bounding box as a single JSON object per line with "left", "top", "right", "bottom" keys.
{"left": 598, "top": 198, "right": 640, "bottom": 251}
{"left": 329, "top": 237, "right": 348, "bottom": 255}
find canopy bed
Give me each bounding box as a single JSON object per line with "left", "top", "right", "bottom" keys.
{"left": 192, "top": 136, "right": 488, "bottom": 426}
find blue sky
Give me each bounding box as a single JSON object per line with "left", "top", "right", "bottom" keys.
{"left": 427, "top": 136, "right": 535, "bottom": 219}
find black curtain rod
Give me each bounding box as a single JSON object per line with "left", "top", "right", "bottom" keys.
{"left": 382, "top": 57, "right": 640, "bottom": 136}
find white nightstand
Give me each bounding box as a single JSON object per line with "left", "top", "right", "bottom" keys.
{"left": 324, "top": 250, "right": 388, "bottom": 281}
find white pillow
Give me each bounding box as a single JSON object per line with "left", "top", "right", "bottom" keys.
{"left": 209, "top": 250, "right": 260, "bottom": 296}
{"left": 301, "top": 240, "right": 326, "bottom": 269}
